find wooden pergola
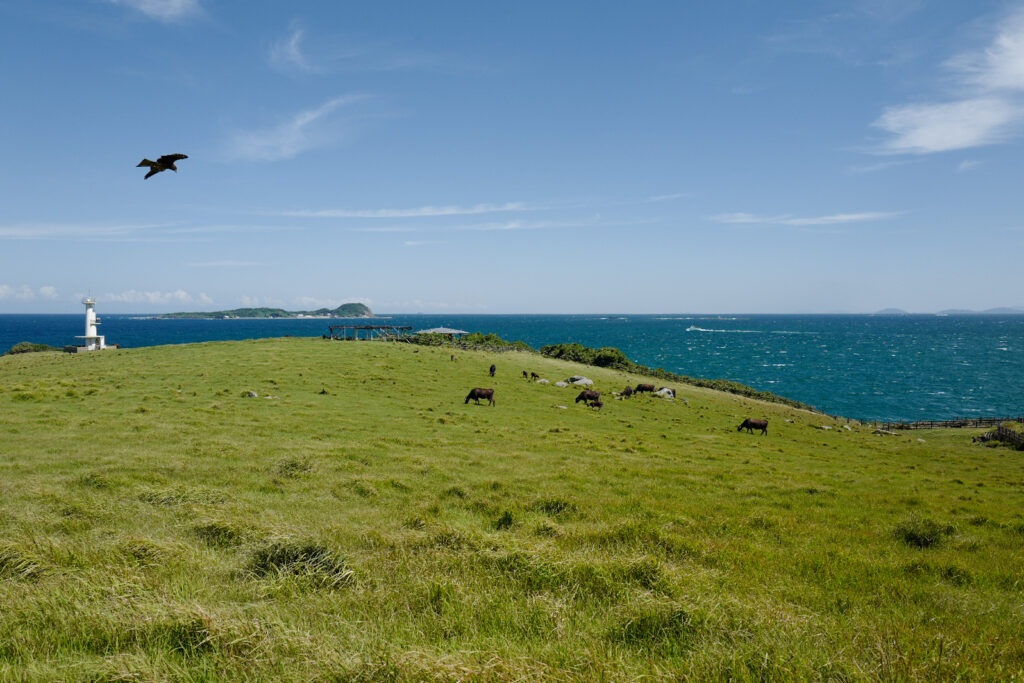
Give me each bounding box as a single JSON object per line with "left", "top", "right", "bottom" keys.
{"left": 327, "top": 325, "right": 413, "bottom": 341}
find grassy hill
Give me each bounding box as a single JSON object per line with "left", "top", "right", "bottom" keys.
{"left": 1, "top": 338, "right": 1022, "bottom": 680}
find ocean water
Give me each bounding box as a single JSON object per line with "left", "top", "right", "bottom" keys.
{"left": 1, "top": 313, "right": 1021, "bottom": 422}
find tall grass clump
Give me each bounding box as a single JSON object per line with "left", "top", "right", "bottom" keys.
{"left": 246, "top": 541, "right": 354, "bottom": 588}
{"left": 894, "top": 516, "right": 955, "bottom": 548}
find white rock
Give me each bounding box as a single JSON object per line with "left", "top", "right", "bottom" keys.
{"left": 536, "top": 378, "right": 550, "bottom": 384}
{"left": 566, "top": 376, "right": 593, "bottom": 385}
{"left": 843, "top": 425, "right": 852, "bottom": 431}
{"left": 556, "top": 405, "right": 567, "bottom": 409}
{"left": 555, "top": 381, "right": 568, "bottom": 387}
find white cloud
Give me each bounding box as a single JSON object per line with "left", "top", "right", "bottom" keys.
{"left": 873, "top": 97, "right": 1020, "bottom": 154}
{"left": 0, "top": 285, "right": 59, "bottom": 301}
{"left": 279, "top": 202, "right": 530, "bottom": 218}
{"left": 107, "top": 0, "right": 200, "bottom": 22}
{"left": 872, "top": 7, "right": 1024, "bottom": 154}
{"left": 948, "top": 10, "right": 1024, "bottom": 92}
{"left": 271, "top": 24, "right": 318, "bottom": 73}
{"left": 711, "top": 211, "right": 900, "bottom": 226}
{"left": 102, "top": 289, "right": 208, "bottom": 306}
{"left": 958, "top": 159, "right": 982, "bottom": 172}
{"left": 225, "top": 94, "right": 369, "bottom": 162}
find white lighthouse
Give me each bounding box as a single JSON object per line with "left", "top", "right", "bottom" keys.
{"left": 75, "top": 298, "right": 107, "bottom": 351}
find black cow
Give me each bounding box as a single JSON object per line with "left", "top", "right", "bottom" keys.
{"left": 738, "top": 418, "right": 768, "bottom": 434}
{"left": 575, "top": 390, "right": 601, "bottom": 404}
{"left": 465, "top": 388, "right": 495, "bottom": 406}
{"left": 621, "top": 385, "right": 634, "bottom": 398}
{"left": 523, "top": 370, "right": 529, "bottom": 379}
{"left": 634, "top": 383, "right": 656, "bottom": 394}
{"left": 530, "top": 372, "right": 540, "bottom": 380}
{"left": 489, "top": 364, "right": 496, "bottom": 377}
{"left": 588, "top": 400, "right": 604, "bottom": 410}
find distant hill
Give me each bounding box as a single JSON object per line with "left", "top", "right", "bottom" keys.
{"left": 874, "top": 308, "right": 910, "bottom": 315}
{"left": 159, "top": 302, "right": 373, "bottom": 319}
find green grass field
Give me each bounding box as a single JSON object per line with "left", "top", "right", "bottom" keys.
{"left": 1, "top": 338, "right": 1022, "bottom": 681}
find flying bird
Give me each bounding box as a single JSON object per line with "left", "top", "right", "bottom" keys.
{"left": 137, "top": 154, "right": 188, "bottom": 179}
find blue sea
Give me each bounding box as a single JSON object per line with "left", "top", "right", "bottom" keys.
{"left": 1, "top": 313, "right": 1021, "bottom": 422}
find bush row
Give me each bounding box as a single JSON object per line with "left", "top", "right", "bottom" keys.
{"left": 406, "top": 333, "right": 818, "bottom": 412}
{"left": 5, "top": 341, "right": 61, "bottom": 356}
{"left": 539, "top": 343, "right": 819, "bottom": 412}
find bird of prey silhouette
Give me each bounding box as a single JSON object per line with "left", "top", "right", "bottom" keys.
{"left": 137, "top": 154, "right": 188, "bottom": 179}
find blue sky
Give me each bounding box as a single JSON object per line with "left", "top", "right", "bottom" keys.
{"left": 1, "top": 0, "right": 1022, "bottom": 313}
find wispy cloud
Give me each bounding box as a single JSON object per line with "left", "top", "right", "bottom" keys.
{"left": 270, "top": 23, "right": 318, "bottom": 73}
{"left": 0, "top": 222, "right": 297, "bottom": 241}
{"left": 277, "top": 202, "right": 531, "bottom": 218}
{"left": 872, "top": 7, "right": 1024, "bottom": 154}
{"left": 0, "top": 222, "right": 167, "bottom": 240}
{"left": 225, "top": 94, "right": 369, "bottom": 162}
{"left": 186, "top": 260, "right": 262, "bottom": 267}
{"left": 106, "top": 0, "right": 200, "bottom": 22}
{"left": 958, "top": 159, "right": 982, "bottom": 172}
{"left": 354, "top": 218, "right": 596, "bottom": 233}
{"left": 101, "top": 290, "right": 213, "bottom": 306}
{"left": 848, "top": 158, "right": 918, "bottom": 174}
{"left": 0, "top": 285, "right": 59, "bottom": 301}
{"left": 711, "top": 211, "right": 900, "bottom": 226}
{"left": 647, "top": 192, "right": 689, "bottom": 203}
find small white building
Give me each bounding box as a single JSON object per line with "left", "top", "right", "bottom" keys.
{"left": 70, "top": 298, "right": 109, "bottom": 352}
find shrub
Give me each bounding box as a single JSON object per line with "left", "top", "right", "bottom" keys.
{"left": 5, "top": 341, "right": 60, "bottom": 355}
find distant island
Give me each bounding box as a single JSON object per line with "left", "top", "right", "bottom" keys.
{"left": 159, "top": 302, "right": 373, "bottom": 319}
{"left": 875, "top": 306, "right": 1024, "bottom": 315}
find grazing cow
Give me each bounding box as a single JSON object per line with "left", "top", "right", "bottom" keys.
{"left": 588, "top": 400, "right": 604, "bottom": 410}
{"left": 489, "top": 364, "right": 496, "bottom": 377}
{"left": 620, "top": 385, "right": 634, "bottom": 398}
{"left": 523, "top": 370, "right": 529, "bottom": 379}
{"left": 530, "top": 372, "right": 540, "bottom": 380}
{"left": 738, "top": 418, "right": 768, "bottom": 435}
{"left": 634, "top": 383, "right": 656, "bottom": 394}
{"left": 465, "top": 388, "right": 495, "bottom": 406}
{"left": 575, "top": 390, "right": 601, "bottom": 404}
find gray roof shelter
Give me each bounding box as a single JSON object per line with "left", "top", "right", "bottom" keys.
{"left": 417, "top": 327, "right": 469, "bottom": 337}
